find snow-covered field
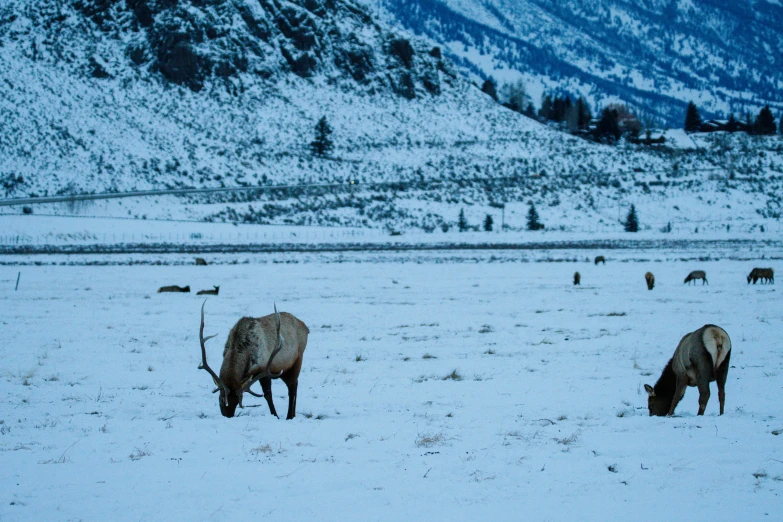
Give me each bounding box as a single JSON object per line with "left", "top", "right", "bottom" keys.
{"left": 1, "top": 255, "right": 781, "bottom": 520}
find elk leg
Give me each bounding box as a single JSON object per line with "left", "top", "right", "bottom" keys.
{"left": 716, "top": 351, "right": 731, "bottom": 415}
{"left": 281, "top": 357, "right": 303, "bottom": 420}
{"left": 260, "top": 377, "right": 278, "bottom": 418}
{"left": 696, "top": 379, "right": 710, "bottom": 416}
{"left": 284, "top": 378, "right": 298, "bottom": 420}
{"left": 668, "top": 376, "right": 688, "bottom": 416}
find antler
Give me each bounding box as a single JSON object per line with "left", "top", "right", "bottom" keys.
{"left": 241, "top": 304, "right": 285, "bottom": 394}
{"left": 198, "top": 300, "right": 224, "bottom": 392}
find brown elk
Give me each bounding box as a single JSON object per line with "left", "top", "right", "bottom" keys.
{"left": 195, "top": 257, "right": 208, "bottom": 266}
{"left": 747, "top": 268, "right": 774, "bottom": 284}
{"left": 684, "top": 270, "right": 707, "bottom": 285}
{"left": 573, "top": 272, "right": 581, "bottom": 285}
{"left": 196, "top": 286, "right": 219, "bottom": 296}
{"left": 645, "top": 272, "right": 655, "bottom": 290}
{"left": 644, "top": 325, "right": 731, "bottom": 416}
{"left": 594, "top": 256, "right": 606, "bottom": 265}
{"left": 158, "top": 285, "right": 190, "bottom": 293}
{"left": 198, "top": 302, "right": 309, "bottom": 419}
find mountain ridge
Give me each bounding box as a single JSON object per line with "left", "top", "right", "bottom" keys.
{"left": 373, "top": 0, "right": 783, "bottom": 126}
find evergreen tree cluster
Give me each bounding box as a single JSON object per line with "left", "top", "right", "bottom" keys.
{"left": 684, "top": 102, "right": 779, "bottom": 135}
{"left": 539, "top": 93, "right": 592, "bottom": 131}
{"left": 481, "top": 78, "right": 498, "bottom": 101}
{"left": 592, "top": 104, "right": 642, "bottom": 143}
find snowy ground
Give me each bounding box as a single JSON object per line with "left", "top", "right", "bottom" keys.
{"left": 1, "top": 256, "right": 782, "bottom": 520}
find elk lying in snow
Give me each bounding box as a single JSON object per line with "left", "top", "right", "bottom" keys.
{"left": 573, "top": 272, "right": 581, "bottom": 285}
{"left": 684, "top": 270, "right": 707, "bottom": 285}
{"left": 594, "top": 256, "right": 606, "bottom": 265}
{"left": 644, "top": 324, "right": 731, "bottom": 416}
{"left": 195, "top": 257, "right": 208, "bottom": 266}
{"left": 198, "top": 302, "right": 309, "bottom": 419}
{"left": 196, "top": 286, "right": 219, "bottom": 296}
{"left": 158, "top": 285, "right": 190, "bottom": 293}
{"left": 747, "top": 268, "right": 774, "bottom": 284}
{"left": 645, "top": 272, "right": 655, "bottom": 290}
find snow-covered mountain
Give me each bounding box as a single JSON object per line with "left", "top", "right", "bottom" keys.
{"left": 372, "top": 0, "right": 783, "bottom": 126}
{"left": 0, "top": 0, "right": 781, "bottom": 233}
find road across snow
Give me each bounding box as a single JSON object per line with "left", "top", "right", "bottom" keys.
{"left": 0, "top": 257, "right": 781, "bottom": 520}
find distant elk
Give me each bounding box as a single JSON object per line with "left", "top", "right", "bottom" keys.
{"left": 158, "top": 285, "right": 190, "bottom": 293}
{"left": 747, "top": 268, "right": 774, "bottom": 284}
{"left": 573, "top": 272, "right": 581, "bottom": 285}
{"left": 196, "top": 286, "right": 219, "bottom": 296}
{"left": 195, "top": 258, "right": 208, "bottom": 266}
{"left": 645, "top": 272, "right": 655, "bottom": 290}
{"left": 594, "top": 256, "right": 606, "bottom": 265}
{"left": 198, "top": 302, "right": 309, "bottom": 419}
{"left": 644, "top": 324, "right": 731, "bottom": 416}
{"left": 683, "top": 270, "right": 707, "bottom": 285}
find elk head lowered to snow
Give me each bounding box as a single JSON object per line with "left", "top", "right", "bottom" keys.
{"left": 198, "top": 302, "right": 309, "bottom": 419}
{"left": 573, "top": 271, "right": 581, "bottom": 285}
{"left": 644, "top": 324, "right": 731, "bottom": 416}
{"left": 645, "top": 272, "right": 655, "bottom": 290}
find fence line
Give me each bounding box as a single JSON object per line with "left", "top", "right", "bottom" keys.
{"left": 0, "top": 221, "right": 780, "bottom": 247}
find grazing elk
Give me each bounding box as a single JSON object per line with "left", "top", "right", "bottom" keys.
{"left": 196, "top": 286, "right": 220, "bottom": 296}
{"left": 195, "top": 257, "right": 208, "bottom": 266}
{"left": 645, "top": 272, "right": 655, "bottom": 290}
{"left": 644, "top": 324, "right": 731, "bottom": 416}
{"left": 198, "top": 302, "right": 309, "bottom": 419}
{"left": 573, "top": 272, "right": 581, "bottom": 285}
{"left": 594, "top": 256, "right": 606, "bottom": 265}
{"left": 158, "top": 285, "right": 190, "bottom": 293}
{"left": 747, "top": 268, "right": 774, "bottom": 284}
{"left": 684, "top": 270, "right": 707, "bottom": 285}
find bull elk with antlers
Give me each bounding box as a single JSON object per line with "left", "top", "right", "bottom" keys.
{"left": 198, "top": 302, "right": 309, "bottom": 419}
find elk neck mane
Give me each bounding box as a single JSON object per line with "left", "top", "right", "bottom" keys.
{"left": 652, "top": 357, "right": 677, "bottom": 402}
{"left": 223, "top": 317, "right": 263, "bottom": 356}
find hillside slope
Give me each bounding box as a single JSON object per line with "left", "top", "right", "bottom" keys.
{"left": 0, "top": 0, "right": 781, "bottom": 233}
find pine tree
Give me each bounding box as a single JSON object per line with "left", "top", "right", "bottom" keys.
{"left": 484, "top": 214, "right": 493, "bottom": 232}
{"left": 779, "top": 115, "right": 783, "bottom": 135}
{"left": 310, "top": 116, "right": 334, "bottom": 156}
{"left": 726, "top": 113, "right": 738, "bottom": 133}
{"left": 526, "top": 203, "right": 544, "bottom": 231}
{"left": 458, "top": 208, "right": 469, "bottom": 232}
{"left": 684, "top": 102, "right": 702, "bottom": 132}
{"left": 624, "top": 205, "right": 639, "bottom": 232}
{"left": 593, "top": 107, "right": 621, "bottom": 143}
{"left": 539, "top": 94, "right": 553, "bottom": 121}
{"left": 576, "top": 97, "right": 592, "bottom": 129}
{"left": 502, "top": 80, "right": 527, "bottom": 113}
{"left": 481, "top": 78, "right": 498, "bottom": 101}
{"left": 755, "top": 105, "right": 777, "bottom": 135}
